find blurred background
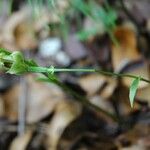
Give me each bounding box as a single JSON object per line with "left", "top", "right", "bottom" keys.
{"left": 0, "top": 0, "right": 150, "bottom": 149}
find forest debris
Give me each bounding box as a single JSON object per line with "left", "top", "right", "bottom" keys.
{"left": 14, "top": 21, "right": 38, "bottom": 50}
{"left": 2, "top": 75, "right": 65, "bottom": 123}
{"left": 90, "top": 95, "right": 114, "bottom": 115}
{"left": 78, "top": 74, "right": 117, "bottom": 98}
{"left": 0, "top": 7, "right": 31, "bottom": 51}
{"left": 55, "top": 51, "right": 71, "bottom": 66}
{"left": 78, "top": 74, "right": 106, "bottom": 96}
{"left": 3, "top": 84, "right": 20, "bottom": 121}
{"left": 39, "top": 38, "right": 62, "bottom": 58}
{"left": 0, "top": 5, "right": 62, "bottom": 51}
{"left": 99, "top": 77, "right": 117, "bottom": 99}
{"left": 0, "top": 96, "right": 4, "bottom": 117}
{"left": 58, "top": 108, "right": 118, "bottom": 150}
{"left": 112, "top": 25, "right": 149, "bottom": 88}
{"left": 10, "top": 131, "right": 32, "bottom": 150}
{"left": 137, "top": 85, "right": 150, "bottom": 105}
{"left": 0, "top": 74, "right": 18, "bottom": 92}
{"left": 122, "top": 62, "right": 149, "bottom": 89}
{"left": 129, "top": 0, "right": 150, "bottom": 21}
{"left": 46, "top": 100, "right": 81, "bottom": 150}
{"left": 26, "top": 75, "right": 65, "bottom": 123}
{"left": 112, "top": 26, "right": 141, "bottom": 72}
{"left": 65, "top": 34, "right": 87, "bottom": 60}
{"left": 116, "top": 123, "right": 150, "bottom": 150}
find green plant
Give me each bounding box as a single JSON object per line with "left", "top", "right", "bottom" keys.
{"left": 27, "top": 0, "right": 117, "bottom": 43}
{"left": 72, "top": 0, "right": 117, "bottom": 43}
{"left": 0, "top": 48, "right": 150, "bottom": 109}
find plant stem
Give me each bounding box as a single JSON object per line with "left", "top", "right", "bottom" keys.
{"left": 28, "top": 66, "right": 150, "bottom": 84}
{"left": 42, "top": 73, "right": 118, "bottom": 122}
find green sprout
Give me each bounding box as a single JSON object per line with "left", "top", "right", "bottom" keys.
{"left": 0, "top": 48, "right": 150, "bottom": 109}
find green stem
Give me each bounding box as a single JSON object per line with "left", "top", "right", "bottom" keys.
{"left": 43, "top": 73, "right": 118, "bottom": 122}
{"left": 28, "top": 66, "right": 150, "bottom": 84}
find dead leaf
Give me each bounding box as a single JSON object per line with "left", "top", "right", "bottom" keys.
{"left": 112, "top": 26, "right": 141, "bottom": 72}
{"left": 117, "top": 123, "right": 150, "bottom": 150}
{"left": 100, "top": 77, "right": 117, "bottom": 99}
{"left": 3, "top": 84, "right": 20, "bottom": 121}
{"left": 14, "top": 21, "right": 38, "bottom": 50}
{"left": 26, "top": 75, "right": 64, "bottom": 123}
{"left": 122, "top": 62, "right": 149, "bottom": 89}
{"left": 65, "top": 34, "right": 87, "bottom": 60}
{"left": 10, "top": 131, "right": 32, "bottom": 150}
{"left": 3, "top": 75, "right": 65, "bottom": 123}
{"left": 46, "top": 100, "right": 81, "bottom": 150}
{"left": 137, "top": 85, "right": 150, "bottom": 105}
{"left": 78, "top": 74, "right": 106, "bottom": 96}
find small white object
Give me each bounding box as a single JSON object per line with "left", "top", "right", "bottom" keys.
{"left": 39, "top": 38, "right": 61, "bottom": 57}
{"left": 55, "top": 51, "right": 71, "bottom": 66}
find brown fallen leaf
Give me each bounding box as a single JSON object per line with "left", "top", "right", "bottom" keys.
{"left": 0, "top": 4, "right": 67, "bottom": 51}
{"left": 137, "top": 85, "right": 150, "bottom": 106}
{"left": 112, "top": 25, "right": 141, "bottom": 72}
{"left": 10, "top": 131, "right": 32, "bottom": 150}
{"left": 122, "top": 62, "right": 149, "bottom": 89}
{"left": 3, "top": 75, "right": 65, "bottom": 123}
{"left": 116, "top": 123, "right": 150, "bottom": 150}
{"left": 112, "top": 25, "right": 149, "bottom": 88}
{"left": 26, "top": 75, "right": 65, "bottom": 123}
{"left": 45, "top": 100, "right": 81, "bottom": 150}
{"left": 78, "top": 74, "right": 106, "bottom": 96}
{"left": 3, "top": 84, "right": 20, "bottom": 121}
{"left": 99, "top": 77, "right": 117, "bottom": 99}
{"left": 78, "top": 74, "right": 117, "bottom": 99}
{"left": 14, "top": 21, "right": 38, "bottom": 50}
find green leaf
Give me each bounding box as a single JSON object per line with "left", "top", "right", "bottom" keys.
{"left": 0, "top": 48, "right": 11, "bottom": 55}
{"left": 129, "top": 77, "right": 141, "bottom": 108}
{"left": 71, "top": 0, "right": 91, "bottom": 17}
{"left": 7, "top": 52, "right": 28, "bottom": 75}
{"left": 76, "top": 28, "right": 98, "bottom": 41}
{"left": 0, "top": 62, "right": 5, "bottom": 70}
{"left": 36, "top": 77, "right": 50, "bottom": 82}
{"left": 25, "top": 59, "right": 38, "bottom": 67}
{"left": 36, "top": 74, "right": 57, "bottom": 84}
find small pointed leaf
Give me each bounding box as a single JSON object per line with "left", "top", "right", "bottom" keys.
{"left": 7, "top": 52, "right": 28, "bottom": 75}
{"left": 129, "top": 77, "right": 141, "bottom": 108}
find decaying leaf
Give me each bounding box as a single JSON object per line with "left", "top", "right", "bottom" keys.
{"left": 112, "top": 26, "right": 141, "bottom": 72}
{"left": 2, "top": 75, "right": 65, "bottom": 123}
{"left": 122, "top": 62, "right": 149, "bottom": 89}
{"left": 112, "top": 25, "right": 149, "bottom": 89}
{"left": 10, "top": 131, "right": 32, "bottom": 150}
{"left": 3, "top": 84, "right": 20, "bottom": 121}
{"left": 26, "top": 75, "right": 65, "bottom": 123}
{"left": 137, "top": 85, "right": 150, "bottom": 106}
{"left": 78, "top": 74, "right": 117, "bottom": 99}
{"left": 116, "top": 123, "right": 150, "bottom": 150}
{"left": 0, "top": 3, "right": 69, "bottom": 51}
{"left": 78, "top": 74, "right": 106, "bottom": 96}
{"left": 46, "top": 100, "right": 81, "bottom": 150}
{"left": 14, "top": 21, "right": 38, "bottom": 50}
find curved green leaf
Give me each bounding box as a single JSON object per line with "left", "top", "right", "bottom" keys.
{"left": 7, "top": 52, "right": 28, "bottom": 75}
{"left": 129, "top": 77, "right": 141, "bottom": 108}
